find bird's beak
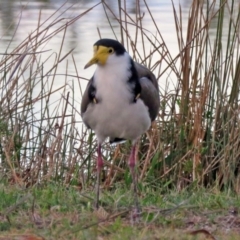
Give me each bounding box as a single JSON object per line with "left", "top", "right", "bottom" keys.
{"left": 84, "top": 57, "right": 98, "bottom": 69}
{"left": 84, "top": 46, "right": 109, "bottom": 69}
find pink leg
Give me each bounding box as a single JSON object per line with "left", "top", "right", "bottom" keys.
{"left": 96, "top": 143, "right": 104, "bottom": 208}
{"left": 128, "top": 143, "right": 140, "bottom": 216}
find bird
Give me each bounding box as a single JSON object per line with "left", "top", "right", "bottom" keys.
{"left": 81, "top": 38, "right": 160, "bottom": 214}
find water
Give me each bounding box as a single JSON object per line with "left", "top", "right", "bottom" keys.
{"left": 0, "top": 0, "right": 193, "bottom": 79}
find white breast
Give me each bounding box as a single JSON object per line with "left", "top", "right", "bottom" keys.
{"left": 83, "top": 53, "right": 151, "bottom": 143}
{"left": 94, "top": 52, "right": 132, "bottom": 102}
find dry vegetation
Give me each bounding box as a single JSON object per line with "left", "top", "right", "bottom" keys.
{"left": 1, "top": 0, "right": 240, "bottom": 239}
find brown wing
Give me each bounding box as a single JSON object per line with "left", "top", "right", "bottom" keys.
{"left": 81, "top": 77, "right": 94, "bottom": 116}
{"left": 134, "top": 62, "right": 160, "bottom": 121}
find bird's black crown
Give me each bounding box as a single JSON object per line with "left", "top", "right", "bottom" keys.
{"left": 94, "top": 39, "right": 126, "bottom": 56}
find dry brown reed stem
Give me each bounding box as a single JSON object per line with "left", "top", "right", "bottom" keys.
{"left": 109, "top": 155, "right": 126, "bottom": 187}
{"left": 47, "top": 92, "right": 70, "bottom": 180}
{"left": 3, "top": 142, "right": 22, "bottom": 185}
{"left": 104, "top": 145, "right": 121, "bottom": 188}
{"left": 140, "top": 131, "right": 154, "bottom": 180}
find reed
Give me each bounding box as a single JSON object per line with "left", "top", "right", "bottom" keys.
{"left": 1, "top": 0, "right": 240, "bottom": 194}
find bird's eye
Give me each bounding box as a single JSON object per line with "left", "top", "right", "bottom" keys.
{"left": 108, "top": 48, "right": 114, "bottom": 54}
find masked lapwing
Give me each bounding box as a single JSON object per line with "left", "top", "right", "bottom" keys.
{"left": 81, "top": 38, "right": 160, "bottom": 214}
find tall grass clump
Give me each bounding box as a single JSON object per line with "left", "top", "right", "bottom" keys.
{"left": 1, "top": 0, "right": 240, "bottom": 195}
{"left": 0, "top": 3, "right": 100, "bottom": 187}
{"left": 163, "top": 0, "right": 240, "bottom": 191}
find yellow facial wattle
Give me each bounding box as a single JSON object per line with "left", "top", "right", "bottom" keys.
{"left": 84, "top": 45, "right": 114, "bottom": 69}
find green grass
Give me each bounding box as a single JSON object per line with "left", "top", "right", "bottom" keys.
{"left": 0, "top": 183, "right": 240, "bottom": 239}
